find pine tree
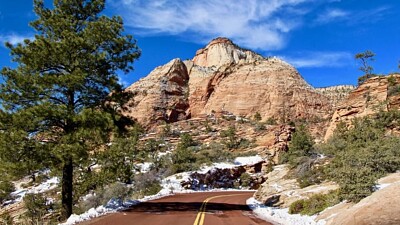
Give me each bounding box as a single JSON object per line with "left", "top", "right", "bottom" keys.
{"left": 0, "top": 0, "right": 140, "bottom": 219}
{"left": 355, "top": 50, "right": 375, "bottom": 85}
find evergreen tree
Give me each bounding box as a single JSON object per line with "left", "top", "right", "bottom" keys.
{"left": 355, "top": 50, "right": 375, "bottom": 85}
{"left": 0, "top": 0, "right": 140, "bottom": 219}
{"left": 281, "top": 124, "right": 314, "bottom": 167}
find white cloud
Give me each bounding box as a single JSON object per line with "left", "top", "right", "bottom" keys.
{"left": 315, "top": 6, "right": 390, "bottom": 25}
{"left": 0, "top": 34, "right": 32, "bottom": 46}
{"left": 316, "top": 8, "right": 349, "bottom": 24}
{"left": 110, "top": 0, "right": 312, "bottom": 50}
{"left": 282, "top": 51, "right": 353, "bottom": 68}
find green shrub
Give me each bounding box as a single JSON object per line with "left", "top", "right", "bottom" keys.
{"left": 253, "top": 112, "right": 262, "bottom": 121}
{"left": 78, "top": 182, "right": 131, "bottom": 212}
{"left": 254, "top": 122, "right": 266, "bottom": 131}
{"left": 296, "top": 164, "right": 325, "bottom": 188}
{"left": 23, "top": 193, "right": 53, "bottom": 223}
{"left": 282, "top": 125, "right": 314, "bottom": 167}
{"left": 0, "top": 180, "right": 15, "bottom": 203}
{"left": 289, "top": 191, "right": 340, "bottom": 215}
{"left": 179, "top": 133, "right": 197, "bottom": 148}
{"left": 265, "top": 117, "right": 277, "bottom": 125}
{"left": 321, "top": 111, "right": 400, "bottom": 202}
{"left": 240, "top": 173, "right": 252, "bottom": 187}
{"left": 133, "top": 171, "right": 162, "bottom": 197}
{"left": 195, "top": 142, "right": 234, "bottom": 165}
{"left": 220, "top": 126, "right": 240, "bottom": 149}
{"left": 0, "top": 211, "right": 13, "bottom": 225}
{"left": 172, "top": 144, "right": 198, "bottom": 173}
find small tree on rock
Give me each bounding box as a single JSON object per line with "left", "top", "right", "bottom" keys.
{"left": 355, "top": 50, "right": 375, "bottom": 85}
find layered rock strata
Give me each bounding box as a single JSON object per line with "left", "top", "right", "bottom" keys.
{"left": 124, "top": 37, "right": 332, "bottom": 128}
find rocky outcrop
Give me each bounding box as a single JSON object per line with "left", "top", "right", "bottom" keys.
{"left": 192, "top": 37, "right": 263, "bottom": 68}
{"left": 322, "top": 173, "right": 400, "bottom": 225}
{"left": 181, "top": 161, "right": 267, "bottom": 190}
{"left": 256, "top": 125, "right": 294, "bottom": 163}
{"left": 316, "top": 85, "right": 356, "bottom": 107}
{"left": 124, "top": 38, "right": 333, "bottom": 128}
{"left": 123, "top": 59, "right": 190, "bottom": 128}
{"left": 324, "top": 74, "right": 400, "bottom": 140}
{"left": 254, "top": 165, "right": 338, "bottom": 207}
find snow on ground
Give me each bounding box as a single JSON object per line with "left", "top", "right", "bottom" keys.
{"left": 61, "top": 155, "right": 264, "bottom": 225}
{"left": 9, "top": 176, "right": 59, "bottom": 204}
{"left": 247, "top": 197, "right": 326, "bottom": 225}
{"left": 135, "top": 162, "right": 153, "bottom": 173}
{"left": 234, "top": 155, "right": 263, "bottom": 165}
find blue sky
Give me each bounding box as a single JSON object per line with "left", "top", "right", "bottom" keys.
{"left": 0, "top": 0, "right": 399, "bottom": 87}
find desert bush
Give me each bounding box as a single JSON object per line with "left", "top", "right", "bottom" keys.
{"left": 151, "top": 154, "right": 174, "bottom": 177}
{"left": 0, "top": 211, "right": 13, "bottom": 225}
{"left": 172, "top": 145, "right": 198, "bottom": 173}
{"left": 265, "top": 117, "right": 277, "bottom": 125}
{"left": 196, "top": 142, "right": 234, "bottom": 165}
{"left": 254, "top": 122, "right": 266, "bottom": 132}
{"left": 133, "top": 171, "right": 162, "bottom": 197}
{"left": 23, "top": 193, "right": 53, "bottom": 224}
{"left": 253, "top": 112, "right": 262, "bottom": 121}
{"left": 296, "top": 165, "right": 325, "bottom": 188}
{"left": 78, "top": 182, "right": 131, "bottom": 212}
{"left": 170, "top": 133, "right": 200, "bottom": 173}
{"left": 220, "top": 126, "right": 240, "bottom": 149}
{"left": 239, "top": 173, "right": 252, "bottom": 187}
{"left": 0, "top": 180, "right": 15, "bottom": 204}
{"left": 289, "top": 191, "right": 340, "bottom": 215}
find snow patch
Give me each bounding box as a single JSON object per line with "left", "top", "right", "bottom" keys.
{"left": 11, "top": 177, "right": 59, "bottom": 203}
{"left": 234, "top": 155, "right": 263, "bottom": 165}
{"left": 247, "top": 197, "right": 326, "bottom": 225}
{"left": 136, "top": 162, "right": 153, "bottom": 173}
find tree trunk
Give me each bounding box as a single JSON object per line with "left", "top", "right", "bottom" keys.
{"left": 61, "top": 157, "right": 73, "bottom": 220}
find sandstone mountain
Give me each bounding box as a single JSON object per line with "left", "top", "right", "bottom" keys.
{"left": 123, "top": 37, "right": 332, "bottom": 128}
{"left": 315, "top": 85, "right": 355, "bottom": 107}
{"left": 325, "top": 74, "right": 400, "bottom": 140}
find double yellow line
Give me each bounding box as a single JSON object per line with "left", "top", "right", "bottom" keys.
{"left": 192, "top": 193, "right": 248, "bottom": 225}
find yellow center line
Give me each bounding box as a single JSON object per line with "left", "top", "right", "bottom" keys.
{"left": 193, "top": 193, "right": 250, "bottom": 225}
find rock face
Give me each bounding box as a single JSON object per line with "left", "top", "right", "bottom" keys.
{"left": 255, "top": 125, "right": 294, "bottom": 163}
{"left": 325, "top": 173, "right": 400, "bottom": 225}
{"left": 124, "top": 37, "right": 332, "bottom": 128}
{"left": 123, "top": 59, "right": 190, "bottom": 127}
{"left": 192, "top": 37, "right": 263, "bottom": 67}
{"left": 324, "top": 74, "right": 400, "bottom": 140}
{"left": 315, "top": 85, "right": 356, "bottom": 107}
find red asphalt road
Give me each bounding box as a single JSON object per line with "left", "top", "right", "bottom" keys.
{"left": 81, "top": 191, "right": 273, "bottom": 225}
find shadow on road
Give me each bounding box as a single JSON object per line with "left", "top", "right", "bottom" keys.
{"left": 123, "top": 202, "right": 252, "bottom": 213}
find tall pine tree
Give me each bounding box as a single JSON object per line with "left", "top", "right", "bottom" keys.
{"left": 0, "top": 0, "right": 140, "bottom": 219}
